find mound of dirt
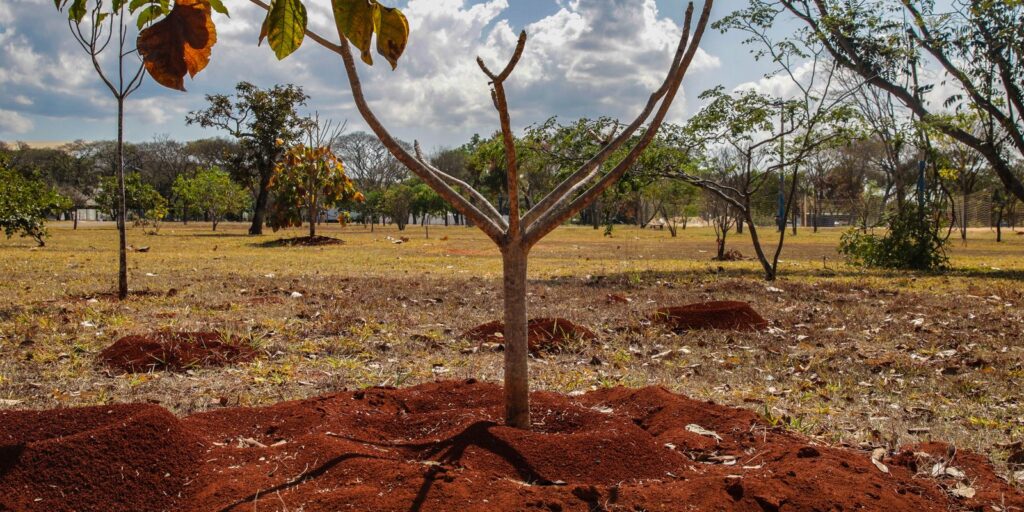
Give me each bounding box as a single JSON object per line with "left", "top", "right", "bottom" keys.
{"left": 651, "top": 301, "right": 768, "bottom": 331}
{"left": 0, "top": 403, "right": 203, "bottom": 512}
{"left": 463, "top": 317, "right": 597, "bottom": 353}
{"left": 98, "top": 331, "right": 256, "bottom": 373}
{"left": 2, "top": 380, "right": 1021, "bottom": 511}
{"left": 258, "top": 235, "right": 344, "bottom": 247}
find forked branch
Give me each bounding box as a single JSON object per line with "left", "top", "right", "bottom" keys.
{"left": 524, "top": 1, "right": 713, "bottom": 246}
{"left": 478, "top": 31, "right": 528, "bottom": 240}
{"left": 520, "top": 2, "right": 708, "bottom": 233}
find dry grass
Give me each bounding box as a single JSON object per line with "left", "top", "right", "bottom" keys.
{"left": 1, "top": 220, "right": 1023, "bottom": 477}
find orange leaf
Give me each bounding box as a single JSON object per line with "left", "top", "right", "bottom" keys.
{"left": 137, "top": 0, "right": 217, "bottom": 91}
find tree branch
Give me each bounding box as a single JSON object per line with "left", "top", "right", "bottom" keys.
{"left": 523, "top": 0, "right": 713, "bottom": 246}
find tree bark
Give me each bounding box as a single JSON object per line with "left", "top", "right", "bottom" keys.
{"left": 73, "top": 209, "right": 79, "bottom": 230}
{"left": 501, "top": 245, "right": 530, "bottom": 429}
{"left": 746, "top": 216, "right": 776, "bottom": 281}
{"left": 309, "top": 198, "right": 317, "bottom": 238}
{"left": 116, "top": 97, "right": 129, "bottom": 300}
{"left": 961, "top": 191, "right": 968, "bottom": 241}
{"left": 249, "top": 166, "right": 272, "bottom": 235}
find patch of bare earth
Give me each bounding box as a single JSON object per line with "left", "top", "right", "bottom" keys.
{"left": 3, "top": 380, "right": 1021, "bottom": 511}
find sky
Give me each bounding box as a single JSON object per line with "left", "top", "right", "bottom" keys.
{"left": 0, "top": 0, "right": 789, "bottom": 150}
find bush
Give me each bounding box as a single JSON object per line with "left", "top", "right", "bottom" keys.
{"left": 838, "top": 205, "right": 949, "bottom": 271}
{"left": 0, "top": 164, "right": 71, "bottom": 247}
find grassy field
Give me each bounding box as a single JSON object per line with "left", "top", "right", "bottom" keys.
{"left": 2, "top": 221, "right": 1023, "bottom": 477}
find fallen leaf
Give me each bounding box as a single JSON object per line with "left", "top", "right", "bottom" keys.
{"left": 686, "top": 424, "right": 722, "bottom": 442}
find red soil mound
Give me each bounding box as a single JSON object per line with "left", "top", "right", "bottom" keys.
{"left": 463, "top": 318, "right": 597, "bottom": 353}
{"left": 651, "top": 300, "right": 769, "bottom": 331}
{"left": 0, "top": 404, "right": 203, "bottom": 512}
{"left": 98, "top": 331, "right": 256, "bottom": 373}
{"left": 3, "top": 381, "right": 1022, "bottom": 511}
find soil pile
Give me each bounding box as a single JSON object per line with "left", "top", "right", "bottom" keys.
{"left": 651, "top": 301, "right": 769, "bottom": 331}
{"left": 0, "top": 404, "right": 203, "bottom": 512}
{"left": 2, "top": 380, "right": 1022, "bottom": 511}
{"left": 98, "top": 331, "right": 256, "bottom": 373}
{"left": 463, "top": 318, "right": 597, "bottom": 353}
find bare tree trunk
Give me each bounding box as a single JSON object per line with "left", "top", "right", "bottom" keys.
{"left": 309, "top": 200, "right": 317, "bottom": 238}
{"left": 996, "top": 207, "right": 1003, "bottom": 242}
{"left": 746, "top": 218, "right": 776, "bottom": 281}
{"left": 116, "top": 97, "right": 129, "bottom": 300}
{"left": 501, "top": 245, "right": 530, "bottom": 429}
{"left": 250, "top": 169, "right": 271, "bottom": 235}
{"left": 73, "top": 209, "right": 79, "bottom": 230}
{"left": 961, "top": 191, "right": 968, "bottom": 241}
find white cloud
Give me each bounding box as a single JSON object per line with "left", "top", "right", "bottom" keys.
{"left": 0, "top": 0, "right": 719, "bottom": 145}
{"left": 0, "top": 109, "right": 33, "bottom": 134}
{"left": 733, "top": 60, "right": 816, "bottom": 99}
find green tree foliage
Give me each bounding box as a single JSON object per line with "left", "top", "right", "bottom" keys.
{"left": 96, "top": 173, "right": 167, "bottom": 226}
{"left": 838, "top": 203, "right": 949, "bottom": 271}
{"left": 0, "top": 158, "right": 72, "bottom": 247}
{"left": 773, "top": 0, "right": 1024, "bottom": 204}
{"left": 268, "top": 143, "right": 362, "bottom": 237}
{"left": 382, "top": 183, "right": 416, "bottom": 230}
{"left": 172, "top": 167, "right": 251, "bottom": 231}
{"left": 187, "top": 82, "right": 311, "bottom": 235}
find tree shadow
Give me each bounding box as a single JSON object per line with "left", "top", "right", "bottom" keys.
{"left": 405, "top": 420, "right": 559, "bottom": 512}
{"left": 0, "top": 444, "right": 24, "bottom": 478}
{"left": 215, "top": 452, "right": 390, "bottom": 512}
{"left": 531, "top": 265, "right": 1024, "bottom": 289}
{"left": 251, "top": 236, "right": 345, "bottom": 248}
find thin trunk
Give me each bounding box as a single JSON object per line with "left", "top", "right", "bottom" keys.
{"left": 996, "top": 207, "right": 1004, "bottom": 242}
{"left": 116, "top": 97, "right": 129, "bottom": 300}
{"left": 309, "top": 198, "right": 317, "bottom": 238}
{"left": 501, "top": 245, "right": 530, "bottom": 429}
{"left": 961, "top": 192, "right": 968, "bottom": 241}
{"left": 746, "top": 213, "right": 776, "bottom": 281}
{"left": 73, "top": 209, "right": 79, "bottom": 230}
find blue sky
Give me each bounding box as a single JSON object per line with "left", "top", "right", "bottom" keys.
{"left": 0, "top": 0, "right": 782, "bottom": 149}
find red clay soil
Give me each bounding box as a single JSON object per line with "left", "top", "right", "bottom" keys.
{"left": 98, "top": 331, "right": 256, "bottom": 373}
{"left": 651, "top": 301, "right": 769, "bottom": 331}
{"left": 2, "top": 380, "right": 1020, "bottom": 512}
{"left": 463, "top": 318, "right": 597, "bottom": 353}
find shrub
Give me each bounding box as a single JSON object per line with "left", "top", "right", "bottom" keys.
{"left": 0, "top": 163, "right": 71, "bottom": 247}
{"left": 838, "top": 205, "right": 949, "bottom": 271}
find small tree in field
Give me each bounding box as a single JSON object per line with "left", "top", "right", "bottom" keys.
{"left": 173, "top": 167, "right": 251, "bottom": 231}
{"left": 269, "top": 119, "right": 363, "bottom": 237}
{"left": 137, "top": 0, "right": 712, "bottom": 429}
{"left": 0, "top": 160, "right": 72, "bottom": 247}
{"left": 59, "top": 0, "right": 151, "bottom": 297}
{"left": 187, "top": 83, "right": 311, "bottom": 235}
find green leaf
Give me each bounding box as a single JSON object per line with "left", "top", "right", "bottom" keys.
{"left": 332, "top": 0, "right": 380, "bottom": 65}
{"left": 207, "top": 0, "right": 228, "bottom": 16}
{"left": 68, "top": 0, "right": 87, "bottom": 22}
{"left": 128, "top": 0, "right": 151, "bottom": 14}
{"left": 376, "top": 5, "right": 407, "bottom": 69}
{"left": 263, "top": 0, "right": 307, "bottom": 60}
{"left": 136, "top": 4, "right": 162, "bottom": 29}
{"left": 112, "top": 0, "right": 126, "bottom": 11}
